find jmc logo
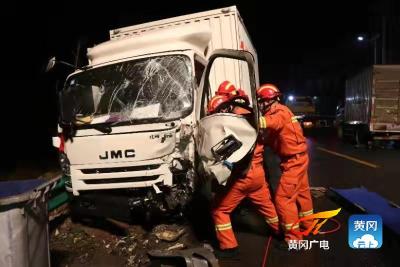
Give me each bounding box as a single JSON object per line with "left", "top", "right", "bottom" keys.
{"left": 99, "top": 149, "right": 135, "bottom": 160}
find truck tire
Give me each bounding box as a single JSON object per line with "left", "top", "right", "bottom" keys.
{"left": 337, "top": 125, "right": 344, "bottom": 141}
{"left": 338, "top": 124, "right": 351, "bottom": 143}
{"left": 354, "top": 125, "right": 369, "bottom": 147}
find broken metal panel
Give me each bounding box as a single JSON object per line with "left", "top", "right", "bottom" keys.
{"left": 197, "top": 113, "right": 257, "bottom": 185}
{"left": 197, "top": 113, "right": 257, "bottom": 162}
{"left": 148, "top": 245, "right": 219, "bottom": 267}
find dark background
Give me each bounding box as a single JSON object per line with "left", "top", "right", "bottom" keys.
{"left": 1, "top": 0, "right": 399, "bottom": 176}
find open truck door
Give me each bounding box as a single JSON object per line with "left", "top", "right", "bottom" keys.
{"left": 196, "top": 49, "right": 259, "bottom": 185}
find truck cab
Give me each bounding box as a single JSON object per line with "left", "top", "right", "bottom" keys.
{"left": 51, "top": 6, "right": 260, "bottom": 219}
{"left": 285, "top": 95, "right": 316, "bottom": 129}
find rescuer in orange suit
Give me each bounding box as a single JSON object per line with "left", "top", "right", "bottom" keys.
{"left": 208, "top": 81, "right": 279, "bottom": 258}
{"left": 256, "top": 83, "right": 314, "bottom": 245}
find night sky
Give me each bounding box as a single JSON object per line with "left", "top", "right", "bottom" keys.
{"left": 1, "top": 0, "right": 399, "bottom": 173}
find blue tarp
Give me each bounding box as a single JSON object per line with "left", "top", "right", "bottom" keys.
{"left": 332, "top": 187, "right": 400, "bottom": 235}
{"left": 0, "top": 179, "right": 45, "bottom": 198}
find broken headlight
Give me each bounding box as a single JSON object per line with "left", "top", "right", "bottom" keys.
{"left": 59, "top": 152, "right": 71, "bottom": 176}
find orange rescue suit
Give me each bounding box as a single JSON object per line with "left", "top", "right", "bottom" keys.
{"left": 212, "top": 106, "right": 278, "bottom": 249}
{"left": 259, "top": 103, "right": 314, "bottom": 241}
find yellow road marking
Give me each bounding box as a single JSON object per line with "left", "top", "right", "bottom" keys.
{"left": 316, "top": 147, "right": 380, "bottom": 169}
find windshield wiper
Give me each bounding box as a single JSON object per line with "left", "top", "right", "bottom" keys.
{"left": 91, "top": 124, "right": 112, "bottom": 134}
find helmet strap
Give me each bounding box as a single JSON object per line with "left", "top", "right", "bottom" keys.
{"left": 260, "top": 99, "right": 277, "bottom": 113}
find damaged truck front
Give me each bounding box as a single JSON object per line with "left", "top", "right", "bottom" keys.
{"left": 52, "top": 6, "right": 259, "bottom": 220}
{"left": 58, "top": 54, "right": 197, "bottom": 218}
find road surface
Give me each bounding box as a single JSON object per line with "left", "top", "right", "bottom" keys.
{"left": 47, "top": 130, "right": 399, "bottom": 267}
{"left": 220, "top": 130, "right": 399, "bottom": 267}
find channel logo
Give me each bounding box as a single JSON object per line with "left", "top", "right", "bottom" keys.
{"left": 348, "top": 214, "right": 382, "bottom": 249}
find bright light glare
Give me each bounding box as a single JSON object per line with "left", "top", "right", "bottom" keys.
{"left": 303, "top": 121, "right": 313, "bottom": 128}
{"left": 288, "top": 95, "right": 295, "bottom": 101}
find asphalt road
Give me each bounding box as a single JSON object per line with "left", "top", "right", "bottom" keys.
{"left": 220, "top": 130, "right": 399, "bottom": 267}
{"left": 307, "top": 131, "right": 400, "bottom": 204}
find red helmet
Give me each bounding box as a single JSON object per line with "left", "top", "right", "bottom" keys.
{"left": 216, "top": 81, "right": 238, "bottom": 97}
{"left": 207, "top": 95, "right": 231, "bottom": 114}
{"left": 256, "top": 83, "right": 281, "bottom": 101}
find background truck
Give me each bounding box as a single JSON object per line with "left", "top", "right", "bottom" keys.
{"left": 285, "top": 95, "right": 334, "bottom": 131}
{"left": 285, "top": 95, "right": 316, "bottom": 130}
{"left": 337, "top": 65, "right": 400, "bottom": 145}
{"left": 50, "top": 6, "right": 260, "bottom": 220}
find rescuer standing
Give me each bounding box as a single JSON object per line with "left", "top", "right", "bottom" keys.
{"left": 257, "top": 83, "right": 314, "bottom": 245}
{"left": 209, "top": 81, "right": 279, "bottom": 258}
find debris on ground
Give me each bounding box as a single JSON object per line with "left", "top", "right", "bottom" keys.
{"left": 127, "top": 255, "right": 136, "bottom": 266}
{"left": 153, "top": 224, "right": 186, "bottom": 242}
{"left": 50, "top": 217, "right": 199, "bottom": 267}
{"left": 115, "top": 239, "right": 127, "bottom": 247}
{"left": 167, "top": 243, "right": 186, "bottom": 250}
{"left": 49, "top": 203, "right": 70, "bottom": 221}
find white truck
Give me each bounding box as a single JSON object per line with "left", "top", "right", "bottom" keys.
{"left": 338, "top": 65, "right": 400, "bottom": 145}
{"left": 51, "top": 6, "right": 260, "bottom": 219}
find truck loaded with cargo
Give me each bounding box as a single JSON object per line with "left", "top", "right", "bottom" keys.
{"left": 337, "top": 65, "right": 400, "bottom": 145}
{"left": 48, "top": 6, "right": 260, "bottom": 220}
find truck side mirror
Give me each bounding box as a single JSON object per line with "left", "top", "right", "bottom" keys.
{"left": 46, "top": 57, "right": 57, "bottom": 72}
{"left": 45, "top": 56, "right": 76, "bottom": 72}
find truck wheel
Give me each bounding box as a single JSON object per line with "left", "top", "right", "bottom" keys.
{"left": 338, "top": 124, "right": 350, "bottom": 143}
{"left": 337, "top": 125, "right": 343, "bottom": 141}
{"left": 354, "top": 126, "right": 368, "bottom": 147}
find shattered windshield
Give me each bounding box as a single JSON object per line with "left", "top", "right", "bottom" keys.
{"left": 61, "top": 55, "right": 193, "bottom": 125}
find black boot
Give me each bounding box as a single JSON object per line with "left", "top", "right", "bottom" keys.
{"left": 214, "top": 247, "right": 240, "bottom": 259}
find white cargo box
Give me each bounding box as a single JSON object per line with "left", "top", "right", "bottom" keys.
{"left": 108, "top": 6, "right": 260, "bottom": 97}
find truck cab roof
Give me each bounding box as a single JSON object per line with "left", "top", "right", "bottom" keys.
{"left": 87, "top": 23, "right": 211, "bottom": 66}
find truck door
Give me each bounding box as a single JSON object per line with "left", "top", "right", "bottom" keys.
{"left": 195, "top": 49, "right": 259, "bottom": 185}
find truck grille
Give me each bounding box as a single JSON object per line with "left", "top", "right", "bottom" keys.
{"left": 83, "top": 176, "right": 160, "bottom": 184}
{"left": 80, "top": 165, "right": 160, "bottom": 174}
